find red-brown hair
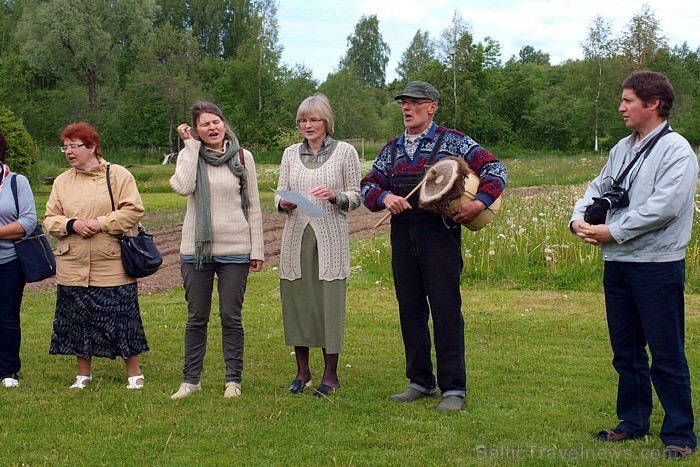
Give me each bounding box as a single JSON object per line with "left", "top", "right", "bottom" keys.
{"left": 60, "top": 122, "right": 102, "bottom": 159}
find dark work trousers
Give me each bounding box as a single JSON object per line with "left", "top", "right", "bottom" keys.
{"left": 604, "top": 260, "right": 696, "bottom": 449}
{"left": 0, "top": 258, "right": 25, "bottom": 379}
{"left": 390, "top": 211, "right": 466, "bottom": 397}
{"left": 181, "top": 261, "right": 250, "bottom": 385}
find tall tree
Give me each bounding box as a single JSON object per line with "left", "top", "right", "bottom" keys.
{"left": 0, "top": 0, "right": 18, "bottom": 56}
{"left": 155, "top": 0, "right": 255, "bottom": 59}
{"left": 16, "top": 0, "right": 159, "bottom": 114}
{"left": 126, "top": 23, "right": 203, "bottom": 152}
{"left": 517, "top": 46, "right": 550, "bottom": 66}
{"left": 339, "top": 14, "right": 390, "bottom": 88}
{"left": 251, "top": 0, "right": 281, "bottom": 112}
{"left": 618, "top": 3, "right": 668, "bottom": 68}
{"left": 319, "top": 68, "right": 386, "bottom": 140}
{"left": 396, "top": 30, "right": 436, "bottom": 83}
{"left": 273, "top": 63, "right": 318, "bottom": 134}
{"left": 475, "top": 37, "right": 502, "bottom": 70}
{"left": 439, "top": 10, "right": 473, "bottom": 128}
{"left": 582, "top": 15, "right": 614, "bottom": 151}
{"left": 214, "top": 0, "right": 283, "bottom": 144}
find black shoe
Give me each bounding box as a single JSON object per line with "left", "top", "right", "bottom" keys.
{"left": 313, "top": 383, "right": 336, "bottom": 398}
{"left": 287, "top": 377, "right": 312, "bottom": 394}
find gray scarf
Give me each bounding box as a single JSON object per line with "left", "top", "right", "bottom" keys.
{"left": 194, "top": 137, "right": 249, "bottom": 269}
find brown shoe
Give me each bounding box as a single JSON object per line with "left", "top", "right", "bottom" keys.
{"left": 663, "top": 445, "right": 694, "bottom": 459}
{"left": 595, "top": 428, "right": 638, "bottom": 442}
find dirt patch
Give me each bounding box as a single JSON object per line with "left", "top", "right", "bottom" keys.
{"left": 27, "top": 187, "right": 542, "bottom": 294}
{"left": 26, "top": 206, "right": 391, "bottom": 294}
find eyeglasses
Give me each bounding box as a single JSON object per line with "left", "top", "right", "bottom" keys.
{"left": 297, "top": 118, "right": 324, "bottom": 125}
{"left": 59, "top": 143, "right": 86, "bottom": 152}
{"left": 396, "top": 99, "right": 433, "bottom": 108}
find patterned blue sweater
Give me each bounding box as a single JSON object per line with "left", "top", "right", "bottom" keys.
{"left": 361, "top": 122, "right": 507, "bottom": 211}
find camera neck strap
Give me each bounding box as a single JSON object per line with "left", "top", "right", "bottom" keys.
{"left": 614, "top": 122, "right": 671, "bottom": 187}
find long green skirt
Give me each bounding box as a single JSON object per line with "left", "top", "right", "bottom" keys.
{"left": 280, "top": 225, "right": 346, "bottom": 353}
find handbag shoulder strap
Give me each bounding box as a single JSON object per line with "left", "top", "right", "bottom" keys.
{"left": 239, "top": 147, "right": 245, "bottom": 167}
{"left": 10, "top": 173, "right": 19, "bottom": 216}
{"left": 106, "top": 164, "right": 115, "bottom": 212}
{"left": 105, "top": 164, "right": 141, "bottom": 234}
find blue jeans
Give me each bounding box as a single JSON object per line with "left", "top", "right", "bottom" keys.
{"left": 603, "top": 260, "right": 696, "bottom": 449}
{"left": 0, "top": 258, "right": 25, "bottom": 379}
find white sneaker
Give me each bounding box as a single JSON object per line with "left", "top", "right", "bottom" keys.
{"left": 170, "top": 382, "right": 201, "bottom": 400}
{"left": 224, "top": 382, "right": 241, "bottom": 398}
{"left": 2, "top": 377, "right": 19, "bottom": 387}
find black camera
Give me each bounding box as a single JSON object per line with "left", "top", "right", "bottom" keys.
{"left": 584, "top": 186, "right": 629, "bottom": 225}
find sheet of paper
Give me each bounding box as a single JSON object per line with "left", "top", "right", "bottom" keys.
{"left": 273, "top": 189, "right": 327, "bottom": 218}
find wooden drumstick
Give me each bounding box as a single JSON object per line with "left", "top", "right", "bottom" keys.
{"left": 373, "top": 176, "right": 430, "bottom": 228}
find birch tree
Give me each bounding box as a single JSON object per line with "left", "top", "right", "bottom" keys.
{"left": 582, "top": 15, "right": 614, "bottom": 151}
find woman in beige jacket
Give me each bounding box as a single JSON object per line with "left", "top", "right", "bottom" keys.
{"left": 44, "top": 122, "right": 148, "bottom": 390}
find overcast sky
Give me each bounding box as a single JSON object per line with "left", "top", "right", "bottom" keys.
{"left": 277, "top": 0, "right": 700, "bottom": 82}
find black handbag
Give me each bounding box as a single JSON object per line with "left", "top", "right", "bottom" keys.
{"left": 106, "top": 165, "right": 162, "bottom": 278}
{"left": 10, "top": 175, "right": 57, "bottom": 283}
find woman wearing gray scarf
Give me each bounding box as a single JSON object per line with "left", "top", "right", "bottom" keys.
{"left": 169, "top": 102, "right": 265, "bottom": 400}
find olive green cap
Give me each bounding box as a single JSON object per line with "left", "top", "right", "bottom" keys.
{"left": 394, "top": 81, "right": 440, "bottom": 103}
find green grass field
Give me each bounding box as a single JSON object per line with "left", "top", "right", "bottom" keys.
{"left": 4, "top": 277, "right": 700, "bottom": 465}
{"left": 3, "top": 153, "right": 700, "bottom": 465}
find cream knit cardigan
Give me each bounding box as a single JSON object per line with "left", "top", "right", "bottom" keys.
{"left": 275, "top": 141, "right": 361, "bottom": 281}
{"left": 170, "top": 139, "right": 265, "bottom": 261}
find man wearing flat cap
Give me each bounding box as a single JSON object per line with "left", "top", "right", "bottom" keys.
{"left": 361, "top": 81, "right": 507, "bottom": 412}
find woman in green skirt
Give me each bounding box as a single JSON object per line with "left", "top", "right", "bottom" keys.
{"left": 275, "top": 94, "right": 361, "bottom": 397}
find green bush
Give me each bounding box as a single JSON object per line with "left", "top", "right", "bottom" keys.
{"left": 0, "top": 105, "right": 38, "bottom": 177}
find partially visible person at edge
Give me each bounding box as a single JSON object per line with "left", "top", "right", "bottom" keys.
{"left": 571, "top": 70, "right": 697, "bottom": 459}
{"left": 274, "top": 94, "right": 361, "bottom": 398}
{"left": 44, "top": 122, "right": 149, "bottom": 390}
{"left": 360, "top": 81, "right": 507, "bottom": 412}
{"left": 0, "top": 132, "right": 38, "bottom": 388}
{"left": 169, "top": 102, "right": 264, "bottom": 400}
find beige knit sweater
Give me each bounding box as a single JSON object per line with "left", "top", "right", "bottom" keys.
{"left": 170, "top": 139, "right": 264, "bottom": 261}
{"left": 275, "top": 141, "right": 361, "bottom": 281}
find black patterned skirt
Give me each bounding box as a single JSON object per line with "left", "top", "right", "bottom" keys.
{"left": 49, "top": 283, "right": 149, "bottom": 359}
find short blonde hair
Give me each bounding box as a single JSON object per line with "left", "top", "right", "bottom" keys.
{"left": 296, "top": 93, "right": 334, "bottom": 137}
